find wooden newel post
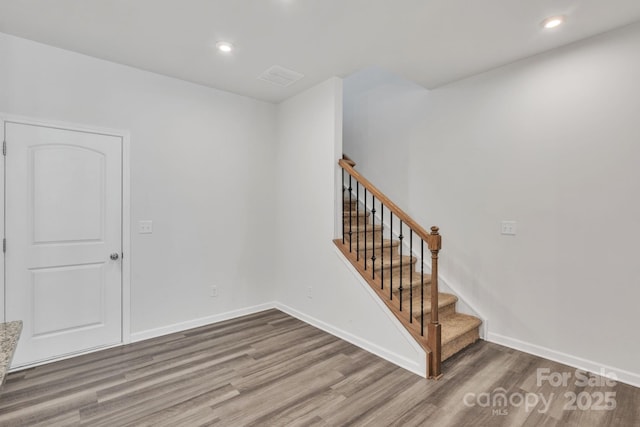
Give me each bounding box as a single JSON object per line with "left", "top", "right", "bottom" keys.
{"left": 427, "top": 226, "right": 442, "bottom": 379}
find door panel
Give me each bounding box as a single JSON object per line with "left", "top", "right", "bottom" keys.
{"left": 32, "top": 263, "right": 105, "bottom": 337}
{"left": 33, "top": 145, "right": 105, "bottom": 244}
{"left": 5, "top": 122, "right": 122, "bottom": 367}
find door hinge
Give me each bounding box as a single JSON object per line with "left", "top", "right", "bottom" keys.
{"left": 2, "top": 140, "right": 6, "bottom": 156}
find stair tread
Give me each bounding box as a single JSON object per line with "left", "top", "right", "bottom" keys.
{"left": 373, "top": 274, "right": 430, "bottom": 293}
{"left": 353, "top": 239, "right": 399, "bottom": 250}
{"left": 384, "top": 273, "right": 431, "bottom": 290}
{"left": 394, "top": 291, "right": 457, "bottom": 316}
{"left": 398, "top": 305, "right": 480, "bottom": 350}
{"left": 389, "top": 273, "right": 432, "bottom": 289}
{"left": 346, "top": 224, "right": 383, "bottom": 232}
{"left": 440, "top": 313, "right": 482, "bottom": 345}
{"left": 389, "top": 291, "right": 457, "bottom": 323}
{"left": 364, "top": 255, "right": 416, "bottom": 270}
{"left": 343, "top": 211, "right": 369, "bottom": 217}
{"left": 425, "top": 290, "right": 456, "bottom": 303}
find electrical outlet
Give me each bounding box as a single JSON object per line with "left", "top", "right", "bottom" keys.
{"left": 138, "top": 220, "right": 153, "bottom": 234}
{"left": 501, "top": 221, "right": 517, "bottom": 236}
{"left": 210, "top": 286, "right": 218, "bottom": 297}
{"left": 307, "top": 286, "right": 313, "bottom": 299}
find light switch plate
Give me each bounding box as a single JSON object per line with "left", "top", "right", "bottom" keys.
{"left": 139, "top": 220, "right": 153, "bottom": 234}
{"left": 501, "top": 221, "right": 517, "bottom": 236}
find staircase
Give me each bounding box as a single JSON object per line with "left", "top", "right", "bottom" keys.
{"left": 335, "top": 157, "right": 481, "bottom": 378}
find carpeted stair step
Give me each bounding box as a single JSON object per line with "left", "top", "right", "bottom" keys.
{"left": 440, "top": 313, "right": 482, "bottom": 361}
{"left": 352, "top": 238, "right": 400, "bottom": 258}
{"left": 382, "top": 284, "right": 480, "bottom": 361}
{"left": 378, "top": 271, "right": 430, "bottom": 291}
{"left": 343, "top": 210, "right": 370, "bottom": 224}
{"left": 343, "top": 199, "right": 360, "bottom": 210}
{"left": 399, "top": 308, "right": 481, "bottom": 362}
{"left": 405, "top": 288, "right": 458, "bottom": 319}
{"left": 361, "top": 270, "right": 429, "bottom": 293}
{"left": 361, "top": 254, "right": 416, "bottom": 277}
{"left": 344, "top": 224, "right": 384, "bottom": 242}
{"left": 333, "top": 232, "right": 483, "bottom": 372}
{"left": 389, "top": 272, "right": 431, "bottom": 289}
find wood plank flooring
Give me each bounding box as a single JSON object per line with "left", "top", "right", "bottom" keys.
{"left": 0, "top": 309, "right": 637, "bottom": 426}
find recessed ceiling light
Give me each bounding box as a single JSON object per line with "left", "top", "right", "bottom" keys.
{"left": 541, "top": 16, "right": 565, "bottom": 29}
{"left": 216, "top": 41, "right": 234, "bottom": 53}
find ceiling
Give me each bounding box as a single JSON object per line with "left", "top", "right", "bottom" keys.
{"left": 1, "top": 0, "right": 640, "bottom": 103}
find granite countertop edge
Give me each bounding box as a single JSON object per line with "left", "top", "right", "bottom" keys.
{"left": 0, "top": 321, "right": 23, "bottom": 387}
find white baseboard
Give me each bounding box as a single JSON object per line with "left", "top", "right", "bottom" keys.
{"left": 130, "top": 302, "right": 276, "bottom": 343}
{"left": 487, "top": 332, "right": 640, "bottom": 388}
{"left": 130, "top": 299, "right": 425, "bottom": 377}
{"left": 275, "top": 302, "right": 426, "bottom": 377}
{"left": 17, "top": 293, "right": 638, "bottom": 389}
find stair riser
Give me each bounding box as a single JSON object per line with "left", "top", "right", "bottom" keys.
{"left": 353, "top": 266, "right": 414, "bottom": 284}
{"left": 378, "top": 278, "right": 419, "bottom": 292}
{"left": 343, "top": 205, "right": 362, "bottom": 215}
{"left": 381, "top": 262, "right": 415, "bottom": 276}
{"left": 412, "top": 302, "right": 456, "bottom": 319}
{"left": 357, "top": 256, "right": 415, "bottom": 274}
{"left": 442, "top": 328, "right": 480, "bottom": 361}
{"left": 373, "top": 265, "right": 417, "bottom": 284}
{"left": 353, "top": 245, "right": 399, "bottom": 258}
{"left": 384, "top": 282, "right": 422, "bottom": 295}
{"left": 438, "top": 304, "right": 457, "bottom": 318}
{"left": 343, "top": 209, "right": 362, "bottom": 218}
{"left": 345, "top": 229, "right": 385, "bottom": 242}
{"left": 343, "top": 215, "right": 371, "bottom": 227}
{"left": 382, "top": 274, "right": 426, "bottom": 290}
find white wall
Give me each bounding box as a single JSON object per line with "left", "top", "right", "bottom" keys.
{"left": 0, "top": 33, "right": 277, "bottom": 336}
{"left": 0, "top": 33, "right": 426, "bottom": 376}
{"left": 343, "top": 67, "right": 429, "bottom": 209}
{"left": 274, "top": 78, "right": 426, "bottom": 375}
{"left": 344, "top": 23, "right": 640, "bottom": 385}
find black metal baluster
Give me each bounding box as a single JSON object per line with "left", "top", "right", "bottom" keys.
{"left": 421, "top": 239, "right": 424, "bottom": 336}
{"left": 380, "top": 204, "right": 384, "bottom": 290}
{"left": 410, "top": 230, "right": 413, "bottom": 323}
{"left": 399, "top": 221, "right": 404, "bottom": 312}
{"left": 341, "top": 170, "right": 345, "bottom": 245}
{"left": 389, "top": 213, "right": 393, "bottom": 300}
{"left": 348, "top": 176, "right": 353, "bottom": 252}
{"left": 363, "top": 189, "right": 367, "bottom": 270}
{"left": 356, "top": 182, "right": 360, "bottom": 262}
{"left": 371, "top": 197, "right": 376, "bottom": 280}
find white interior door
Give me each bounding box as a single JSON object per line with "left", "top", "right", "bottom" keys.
{"left": 4, "top": 121, "right": 123, "bottom": 368}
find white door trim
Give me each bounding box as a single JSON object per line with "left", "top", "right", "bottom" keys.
{"left": 0, "top": 113, "right": 132, "bottom": 350}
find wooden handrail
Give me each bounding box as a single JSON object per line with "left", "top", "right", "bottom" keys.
{"left": 338, "top": 157, "right": 442, "bottom": 378}
{"left": 342, "top": 154, "right": 356, "bottom": 167}
{"left": 339, "top": 159, "right": 438, "bottom": 248}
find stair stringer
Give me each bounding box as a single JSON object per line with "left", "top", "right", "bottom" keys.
{"left": 332, "top": 245, "right": 427, "bottom": 377}
{"left": 347, "top": 189, "right": 487, "bottom": 339}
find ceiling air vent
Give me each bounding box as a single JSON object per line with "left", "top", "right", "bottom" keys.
{"left": 258, "top": 65, "right": 304, "bottom": 87}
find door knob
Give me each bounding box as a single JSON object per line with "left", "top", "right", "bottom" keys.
{"left": 110, "top": 253, "right": 120, "bottom": 261}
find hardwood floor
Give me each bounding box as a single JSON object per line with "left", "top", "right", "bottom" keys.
{"left": 0, "top": 310, "right": 637, "bottom": 426}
